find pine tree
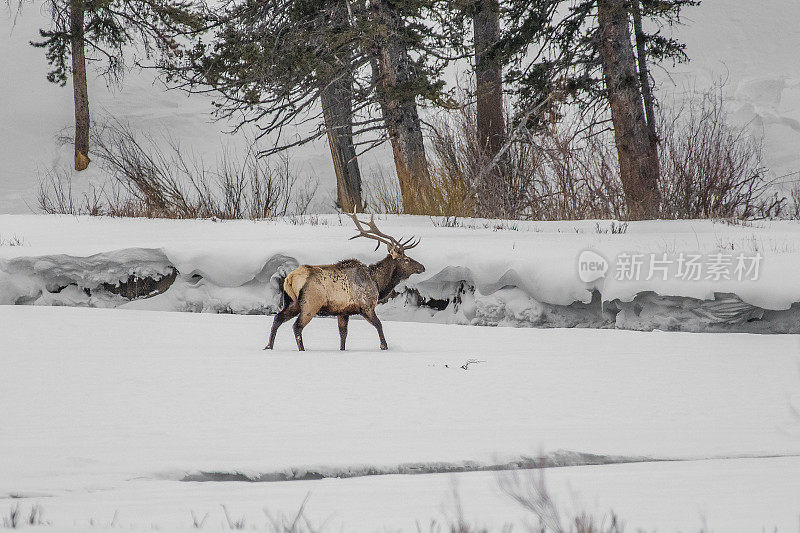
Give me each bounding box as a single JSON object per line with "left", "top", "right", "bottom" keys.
{"left": 597, "top": 0, "right": 660, "bottom": 219}
{"left": 368, "top": 0, "right": 435, "bottom": 213}
{"left": 169, "top": 0, "right": 462, "bottom": 214}
{"left": 500, "top": 0, "right": 697, "bottom": 219}
{"left": 319, "top": 1, "right": 364, "bottom": 213}
{"left": 472, "top": 0, "right": 504, "bottom": 158}
{"left": 31, "top": 0, "right": 202, "bottom": 170}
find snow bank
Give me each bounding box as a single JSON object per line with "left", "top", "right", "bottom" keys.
{"left": 2, "top": 214, "right": 800, "bottom": 332}
{"left": 174, "top": 450, "right": 654, "bottom": 483}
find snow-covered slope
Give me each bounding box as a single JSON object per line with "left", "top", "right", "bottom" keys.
{"left": 2, "top": 0, "right": 799, "bottom": 213}
{"left": 2, "top": 214, "right": 800, "bottom": 332}
{"left": 656, "top": 0, "right": 800, "bottom": 186}
{"left": 0, "top": 6, "right": 385, "bottom": 213}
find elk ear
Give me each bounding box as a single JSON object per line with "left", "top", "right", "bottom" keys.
{"left": 389, "top": 248, "right": 401, "bottom": 259}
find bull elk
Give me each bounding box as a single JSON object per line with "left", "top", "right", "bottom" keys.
{"left": 265, "top": 214, "right": 425, "bottom": 351}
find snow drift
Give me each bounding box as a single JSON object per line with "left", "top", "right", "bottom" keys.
{"left": 2, "top": 214, "right": 800, "bottom": 333}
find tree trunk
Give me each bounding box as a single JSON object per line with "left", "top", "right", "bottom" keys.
{"left": 473, "top": 0, "right": 504, "bottom": 158}
{"left": 597, "top": 0, "right": 660, "bottom": 219}
{"left": 371, "top": 0, "right": 432, "bottom": 214}
{"left": 70, "top": 0, "right": 90, "bottom": 171}
{"left": 320, "top": 75, "right": 363, "bottom": 213}
{"left": 319, "top": 0, "right": 363, "bottom": 213}
{"left": 632, "top": 1, "right": 658, "bottom": 152}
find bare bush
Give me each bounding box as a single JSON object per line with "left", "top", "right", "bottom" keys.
{"left": 365, "top": 161, "right": 475, "bottom": 217}
{"left": 190, "top": 510, "right": 208, "bottom": 529}
{"left": 0, "top": 234, "right": 28, "bottom": 246}
{"left": 426, "top": 104, "right": 623, "bottom": 221}
{"left": 423, "top": 85, "right": 778, "bottom": 221}
{"left": 364, "top": 167, "right": 404, "bottom": 214}
{"left": 427, "top": 108, "right": 490, "bottom": 218}
{"left": 93, "top": 121, "right": 318, "bottom": 218}
{"left": 525, "top": 128, "right": 624, "bottom": 220}
{"left": 788, "top": 182, "right": 800, "bottom": 220}
{"left": 428, "top": 105, "right": 537, "bottom": 219}
{"left": 222, "top": 505, "right": 247, "bottom": 530}
{"left": 263, "top": 495, "right": 322, "bottom": 533}
{"left": 499, "top": 469, "right": 624, "bottom": 533}
{"left": 2, "top": 504, "right": 20, "bottom": 529}
{"left": 367, "top": 102, "right": 529, "bottom": 218}
{"left": 2, "top": 504, "right": 45, "bottom": 528}
{"left": 658, "top": 87, "right": 773, "bottom": 219}
{"left": 37, "top": 167, "right": 106, "bottom": 216}
{"left": 39, "top": 121, "right": 317, "bottom": 219}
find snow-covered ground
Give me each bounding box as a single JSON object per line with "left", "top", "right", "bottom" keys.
{"left": 2, "top": 305, "right": 799, "bottom": 531}
{"left": 5, "top": 457, "right": 800, "bottom": 531}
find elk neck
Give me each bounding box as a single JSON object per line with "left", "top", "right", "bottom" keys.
{"left": 369, "top": 255, "right": 403, "bottom": 301}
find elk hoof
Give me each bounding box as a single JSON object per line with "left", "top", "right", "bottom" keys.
{"left": 264, "top": 344, "right": 273, "bottom": 350}
{"left": 380, "top": 344, "right": 388, "bottom": 350}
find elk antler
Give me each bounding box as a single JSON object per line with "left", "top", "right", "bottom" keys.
{"left": 347, "top": 213, "right": 419, "bottom": 252}
{"left": 398, "top": 236, "right": 420, "bottom": 250}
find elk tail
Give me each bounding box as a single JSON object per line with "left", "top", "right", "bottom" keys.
{"left": 280, "top": 267, "right": 304, "bottom": 309}
{"left": 278, "top": 276, "right": 285, "bottom": 309}
{"left": 275, "top": 275, "right": 289, "bottom": 310}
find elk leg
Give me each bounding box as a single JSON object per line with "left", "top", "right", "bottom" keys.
{"left": 292, "top": 298, "right": 322, "bottom": 351}
{"left": 265, "top": 298, "right": 300, "bottom": 349}
{"left": 292, "top": 313, "right": 312, "bottom": 351}
{"left": 361, "top": 309, "right": 388, "bottom": 350}
{"left": 338, "top": 315, "right": 350, "bottom": 351}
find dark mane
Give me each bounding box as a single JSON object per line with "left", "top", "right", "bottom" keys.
{"left": 336, "top": 258, "right": 365, "bottom": 267}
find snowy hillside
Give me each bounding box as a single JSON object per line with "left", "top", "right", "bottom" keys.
{"left": 657, "top": 0, "right": 800, "bottom": 187}
{"left": 2, "top": 0, "right": 799, "bottom": 213}
{"left": 2, "top": 214, "right": 800, "bottom": 332}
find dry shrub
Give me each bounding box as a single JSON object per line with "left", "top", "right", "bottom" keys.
{"left": 426, "top": 165, "right": 478, "bottom": 218}
{"left": 658, "top": 86, "right": 773, "bottom": 219}
{"left": 422, "top": 85, "right": 779, "bottom": 221}
{"left": 525, "top": 127, "right": 624, "bottom": 220}
{"left": 2, "top": 504, "right": 45, "bottom": 528}
{"left": 364, "top": 167, "right": 404, "bottom": 214}
{"left": 426, "top": 104, "right": 623, "bottom": 220}
{"left": 365, "top": 149, "right": 476, "bottom": 218}
{"left": 790, "top": 182, "right": 800, "bottom": 219}
{"left": 426, "top": 108, "right": 492, "bottom": 218}
{"left": 37, "top": 167, "right": 107, "bottom": 216}
{"left": 367, "top": 104, "right": 525, "bottom": 218}
{"left": 499, "top": 469, "right": 624, "bottom": 533}
{"left": 39, "top": 120, "right": 317, "bottom": 219}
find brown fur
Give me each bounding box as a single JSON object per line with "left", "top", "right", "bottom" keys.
{"left": 265, "top": 250, "right": 424, "bottom": 351}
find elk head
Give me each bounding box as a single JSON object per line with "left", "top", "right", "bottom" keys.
{"left": 347, "top": 213, "right": 425, "bottom": 280}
